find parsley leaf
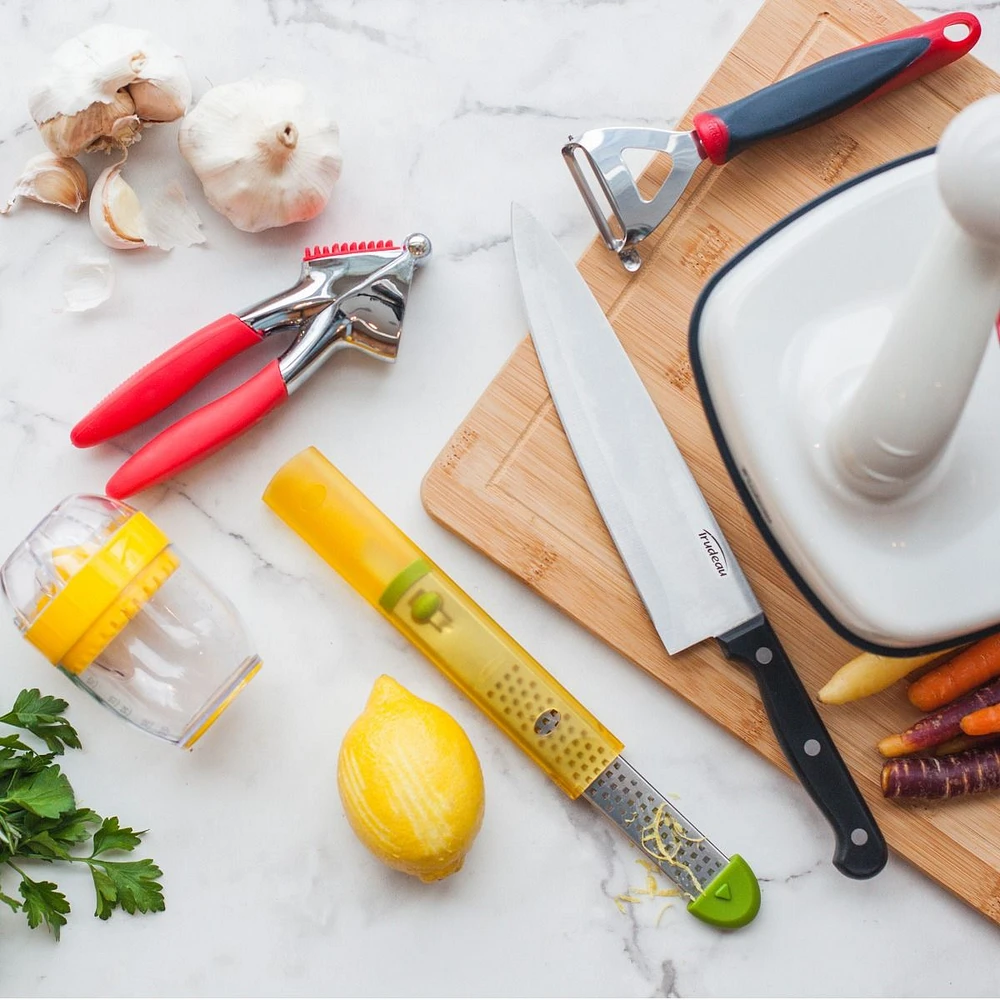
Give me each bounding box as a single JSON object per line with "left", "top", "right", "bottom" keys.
{"left": 18, "top": 874, "right": 71, "bottom": 940}
{"left": 0, "top": 690, "right": 81, "bottom": 754}
{"left": 4, "top": 765, "right": 75, "bottom": 818}
{"left": 90, "top": 859, "right": 164, "bottom": 920}
{"left": 92, "top": 816, "right": 143, "bottom": 856}
{"left": 44, "top": 808, "right": 102, "bottom": 847}
{"left": 0, "top": 689, "right": 164, "bottom": 938}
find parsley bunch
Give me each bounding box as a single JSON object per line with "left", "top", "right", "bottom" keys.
{"left": 0, "top": 689, "right": 165, "bottom": 938}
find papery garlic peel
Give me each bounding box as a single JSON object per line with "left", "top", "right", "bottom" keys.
{"left": 178, "top": 77, "right": 342, "bottom": 233}
{"left": 29, "top": 24, "right": 191, "bottom": 157}
{"left": 337, "top": 676, "right": 485, "bottom": 882}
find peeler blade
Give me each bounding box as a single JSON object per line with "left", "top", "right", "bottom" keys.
{"left": 562, "top": 127, "right": 702, "bottom": 270}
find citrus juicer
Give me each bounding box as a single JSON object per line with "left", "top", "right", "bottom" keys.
{"left": 264, "top": 447, "right": 761, "bottom": 929}
{"left": 562, "top": 13, "right": 979, "bottom": 270}
{"left": 1, "top": 495, "right": 260, "bottom": 747}
{"left": 690, "top": 95, "right": 1000, "bottom": 654}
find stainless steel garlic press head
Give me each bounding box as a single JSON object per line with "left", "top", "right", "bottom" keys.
{"left": 562, "top": 12, "right": 979, "bottom": 271}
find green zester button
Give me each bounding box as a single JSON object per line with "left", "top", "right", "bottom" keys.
{"left": 686, "top": 855, "right": 760, "bottom": 929}
{"left": 411, "top": 590, "right": 442, "bottom": 623}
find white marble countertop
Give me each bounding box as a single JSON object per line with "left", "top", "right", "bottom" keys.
{"left": 1, "top": 0, "right": 999, "bottom": 996}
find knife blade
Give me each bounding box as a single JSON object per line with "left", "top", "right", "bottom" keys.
{"left": 511, "top": 203, "right": 887, "bottom": 880}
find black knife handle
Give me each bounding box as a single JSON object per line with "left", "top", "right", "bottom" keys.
{"left": 718, "top": 614, "right": 888, "bottom": 880}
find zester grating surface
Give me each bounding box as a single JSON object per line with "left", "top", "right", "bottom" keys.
{"left": 583, "top": 756, "right": 728, "bottom": 900}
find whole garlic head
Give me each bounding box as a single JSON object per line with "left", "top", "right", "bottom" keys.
{"left": 29, "top": 24, "right": 191, "bottom": 157}
{"left": 179, "top": 78, "right": 342, "bottom": 233}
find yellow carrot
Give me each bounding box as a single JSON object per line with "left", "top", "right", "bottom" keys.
{"left": 818, "top": 650, "right": 949, "bottom": 705}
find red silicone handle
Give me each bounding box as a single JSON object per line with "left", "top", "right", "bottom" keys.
{"left": 693, "top": 12, "right": 980, "bottom": 165}
{"left": 72, "top": 314, "right": 264, "bottom": 447}
{"left": 865, "top": 12, "right": 981, "bottom": 101}
{"left": 105, "top": 360, "right": 288, "bottom": 499}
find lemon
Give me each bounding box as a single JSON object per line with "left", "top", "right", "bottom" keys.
{"left": 337, "top": 675, "right": 485, "bottom": 882}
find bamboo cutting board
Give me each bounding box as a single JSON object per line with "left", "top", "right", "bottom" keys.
{"left": 422, "top": 0, "right": 1000, "bottom": 920}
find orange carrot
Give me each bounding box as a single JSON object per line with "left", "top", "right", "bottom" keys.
{"left": 961, "top": 704, "right": 1000, "bottom": 736}
{"left": 908, "top": 634, "right": 1000, "bottom": 711}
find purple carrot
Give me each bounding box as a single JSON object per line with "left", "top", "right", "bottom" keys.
{"left": 883, "top": 747, "right": 1000, "bottom": 800}
{"left": 933, "top": 733, "right": 1000, "bottom": 756}
{"left": 878, "top": 676, "right": 1000, "bottom": 757}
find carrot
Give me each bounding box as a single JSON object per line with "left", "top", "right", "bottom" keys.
{"left": 878, "top": 676, "right": 1000, "bottom": 757}
{"left": 882, "top": 746, "right": 1000, "bottom": 800}
{"left": 933, "top": 733, "right": 1000, "bottom": 755}
{"left": 818, "top": 650, "right": 948, "bottom": 704}
{"left": 908, "top": 634, "right": 1000, "bottom": 712}
{"left": 961, "top": 704, "right": 1000, "bottom": 736}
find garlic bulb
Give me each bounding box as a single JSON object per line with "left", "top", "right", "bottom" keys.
{"left": 179, "top": 78, "right": 342, "bottom": 232}
{"left": 1, "top": 153, "right": 88, "bottom": 214}
{"left": 29, "top": 25, "right": 191, "bottom": 157}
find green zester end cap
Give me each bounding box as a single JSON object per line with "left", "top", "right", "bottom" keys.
{"left": 686, "top": 855, "right": 760, "bottom": 929}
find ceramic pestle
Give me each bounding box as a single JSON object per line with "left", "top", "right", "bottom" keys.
{"left": 831, "top": 95, "right": 1000, "bottom": 500}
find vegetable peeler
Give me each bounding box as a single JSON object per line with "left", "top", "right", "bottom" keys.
{"left": 563, "top": 12, "right": 980, "bottom": 271}
{"left": 71, "top": 235, "right": 432, "bottom": 498}
{"left": 264, "top": 446, "right": 762, "bottom": 929}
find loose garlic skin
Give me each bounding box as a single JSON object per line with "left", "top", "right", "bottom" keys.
{"left": 179, "top": 78, "right": 342, "bottom": 233}
{"left": 29, "top": 24, "right": 191, "bottom": 157}
{"left": 1, "top": 153, "right": 88, "bottom": 214}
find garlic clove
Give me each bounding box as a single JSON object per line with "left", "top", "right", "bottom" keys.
{"left": 90, "top": 162, "right": 148, "bottom": 249}
{"left": 89, "top": 165, "right": 206, "bottom": 252}
{"left": 127, "top": 78, "right": 189, "bottom": 123}
{"left": 178, "top": 77, "right": 342, "bottom": 233}
{"left": 1, "top": 153, "right": 88, "bottom": 214}
{"left": 30, "top": 24, "right": 190, "bottom": 157}
{"left": 38, "top": 89, "right": 141, "bottom": 158}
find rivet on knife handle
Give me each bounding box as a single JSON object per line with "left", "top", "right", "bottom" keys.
{"left": 263, "top": 446, "right": 761, "bottom": 929}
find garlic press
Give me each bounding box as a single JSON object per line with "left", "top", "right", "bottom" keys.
{"left": 72, "top": 235, "right": 431, "bottom": 498}
{"left": 562, "top": 13, "right": 979, "bottom": 271}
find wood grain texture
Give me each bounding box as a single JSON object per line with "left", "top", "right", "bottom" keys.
{"left": 421, "top": 0, "right": 1000, "bottom": 920}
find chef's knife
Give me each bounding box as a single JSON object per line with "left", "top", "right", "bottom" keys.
{"left": 264, "top": 446, "right": 761, "bottom": 928}
{"left": 511, "top": 203, "right": 887, "bottom": 879}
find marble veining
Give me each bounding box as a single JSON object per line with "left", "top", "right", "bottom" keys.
{"left": 1, "top": 0, "right": 999, "bottom": 996}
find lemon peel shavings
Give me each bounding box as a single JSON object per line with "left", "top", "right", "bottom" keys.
{"left": 613, "top": 858, "right": 683, "bottom": 918}
{"left": 638, "top": 802, "right": 706, "bottom": 896}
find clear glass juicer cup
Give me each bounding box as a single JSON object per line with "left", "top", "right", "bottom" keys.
{"left": 1, "top": 495, "right": 260, "bottom": 747}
